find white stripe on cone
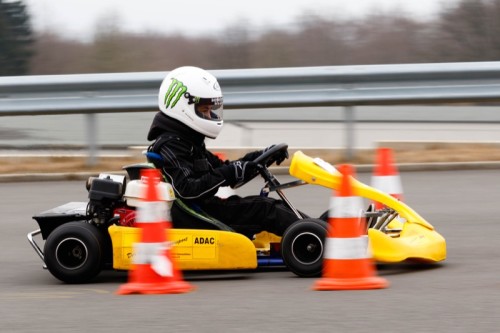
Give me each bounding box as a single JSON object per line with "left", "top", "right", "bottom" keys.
{"left": 151, "top": 253, "right": 173, "bottom": 277}
{"left": 136, "top": 201, "right": 170, "bottom": 223}
{"left": 324, "top": 236, "right": 371, "bottom": 259}
{"left": 132, "top": 242, "right": 173, "bottom": 277}
{"left": 329, "top": 196, "right": 364, "bottom": 218}
{"left": 371, "top": 175, "right": 403, "bottom": 196}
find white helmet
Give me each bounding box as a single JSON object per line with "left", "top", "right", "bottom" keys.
{"left": 158, "top": 66, "right": 223, "bottom": 139}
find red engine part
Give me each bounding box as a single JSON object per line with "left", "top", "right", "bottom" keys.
{"left": 114, "top": 207, "right": 136, "bottom": 227}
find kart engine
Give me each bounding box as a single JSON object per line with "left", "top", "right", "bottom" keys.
{"left": 86, "top": 174, "right": 126, "bottom": 226}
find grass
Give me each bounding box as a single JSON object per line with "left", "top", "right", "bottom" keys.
{"left": 1, "top": 144, "right": 500, "bottom": 174}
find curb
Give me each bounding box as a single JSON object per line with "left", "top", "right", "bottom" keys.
{"left": 2, "top": 162, "right": 500, "bottom": 183}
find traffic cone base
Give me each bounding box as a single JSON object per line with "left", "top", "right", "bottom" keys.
{"left": 313, "top": 257, "right": 389, "bottom": 291}
{"left": 117, "top": 262, "right": 194, "bottom": 295}
{"left": 313, "top": 276, "right": 389, "bottom": 291}
{"left": 117, "top": 281, "right": 194, "bottom": 295}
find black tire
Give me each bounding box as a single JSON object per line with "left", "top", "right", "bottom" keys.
{"left": 44, "top": 222, "right": 106, "bottom": 283}
{"left": 280, "top": 218, "right": 328, "bottom": 277}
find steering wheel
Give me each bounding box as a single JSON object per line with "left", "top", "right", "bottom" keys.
{"left": 232, "top": 143, "right": 288, "bottom": 189}
{"left": 253, "top": 143, "right": 289, "bottom": 167}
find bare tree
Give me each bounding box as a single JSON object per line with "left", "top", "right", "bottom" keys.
{"left": 30, "top": 32, "right": 91, "bottom": 74}
{"left": 349, "top": 14, "right": 429, "bottom": 64}
{"left": 291, "top": 14, "right": 351, "bottom": 66}
{"left": 430, "top": 0, "right": 500, "bottom": 61}
{"left": 25, "top": 0, "right": 500, "bottom": 75}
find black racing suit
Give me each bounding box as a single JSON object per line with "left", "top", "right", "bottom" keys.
{"left": 147, "top": 112, "right": 300, "bottom": 238}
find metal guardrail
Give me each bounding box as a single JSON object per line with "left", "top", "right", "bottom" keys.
{"left": 2, "top": 62, "right": 500, "bottom": 115}
{"left": 2, "top": 61, "right": 500, "bottom": 162}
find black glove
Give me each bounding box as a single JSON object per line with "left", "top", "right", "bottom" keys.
{"left": 240, "top": 145, "right": 289, "bottom": 166}
{"left": 271, "top": 146, "right": 289, "bottom": 166}
{"left": 241, "top": 145, "right": 288, "bottom": 164}
{"left": 218, "top": 161, "right": 258, "bottom": 187}
{"left": 260, "top": 145, "right": 289, "bottom": 166}
{"left": 241, "top": 149, "right": 263, "bottom": 162}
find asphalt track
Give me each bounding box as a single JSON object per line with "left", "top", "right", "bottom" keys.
{"left": 2, "top": 170, "right": 500, "bottom": 332}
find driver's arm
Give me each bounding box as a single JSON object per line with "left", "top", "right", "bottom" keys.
{"left": 157, "top": 140, "right": 255, "bottom": 199}
{"left": 157, "top": 140, "right": 226, "bottom": 200}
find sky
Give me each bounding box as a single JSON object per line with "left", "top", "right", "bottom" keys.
{"left": 24, "top": 0, "right": 462, "bottom": 42}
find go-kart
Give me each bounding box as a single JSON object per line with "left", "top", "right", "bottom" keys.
{"left": 28, "top": 143, "right": 446, "bottom": 283}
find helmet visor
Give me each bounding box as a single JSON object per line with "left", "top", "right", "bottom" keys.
{"left": 194, "top": 96, "right": 223, "bottom": 121}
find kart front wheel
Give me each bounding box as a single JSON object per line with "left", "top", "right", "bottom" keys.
{"left": 281, "top": 218, "right": 328, "bottom": 277}
{"left": 44, "top": 222, "right": 106, "bottom": 284}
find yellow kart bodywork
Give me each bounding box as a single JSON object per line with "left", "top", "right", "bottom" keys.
{"left": 289, "top": 151, "right": 446, "bottom": 263}
{"left": 108, "top": 150, "right": 445, "bottom": 272}
{"left": 109, "top": 225, "right": 258, "bottom": 271}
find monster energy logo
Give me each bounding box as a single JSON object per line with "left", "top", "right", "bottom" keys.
{"left": 164, "top": 78, "right": 188, "bottom": 108}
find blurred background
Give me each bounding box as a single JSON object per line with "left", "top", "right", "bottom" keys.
{"left": 3, "top": 0, "right": 499, "bottom": 75}
{"left": 1, "top": 0, "right": 500, "bottom": 160}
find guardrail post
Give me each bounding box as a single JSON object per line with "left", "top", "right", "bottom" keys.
{"left": 344, "top": 106, "right": 355, "bottom": 161}
{"left": 85, "top": 113, "right": 98, "bottom": 166}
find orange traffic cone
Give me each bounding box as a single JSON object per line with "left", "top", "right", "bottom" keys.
{"left": 213, "top": 152, "right": 237, "bottom": 199}
{"left": 117, "top": 168, "right": 194, "bottom": 295}
{"left": 371, "top": 147, "right": 403, "bottom": 209}
{"left": 313, "top": 164, "right": 388, "bottom": 291}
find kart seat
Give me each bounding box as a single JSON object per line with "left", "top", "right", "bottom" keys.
{"left": 123, "top": 156, "right": 234, "bottom": 233}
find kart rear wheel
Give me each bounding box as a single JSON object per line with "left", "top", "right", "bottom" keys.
{"left": 44, "top": 222, "right": 106, "bottom": 284}
{"left": 281, "top": 218, "right": 328, "bottom": 277}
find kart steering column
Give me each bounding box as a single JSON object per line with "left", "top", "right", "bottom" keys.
{"left": 258, "top": 165, "right": 304, "bottom": 220}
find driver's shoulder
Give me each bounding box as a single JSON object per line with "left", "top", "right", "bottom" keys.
{"left": 151, "top": 134, "right": 191, "bottom": 152}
